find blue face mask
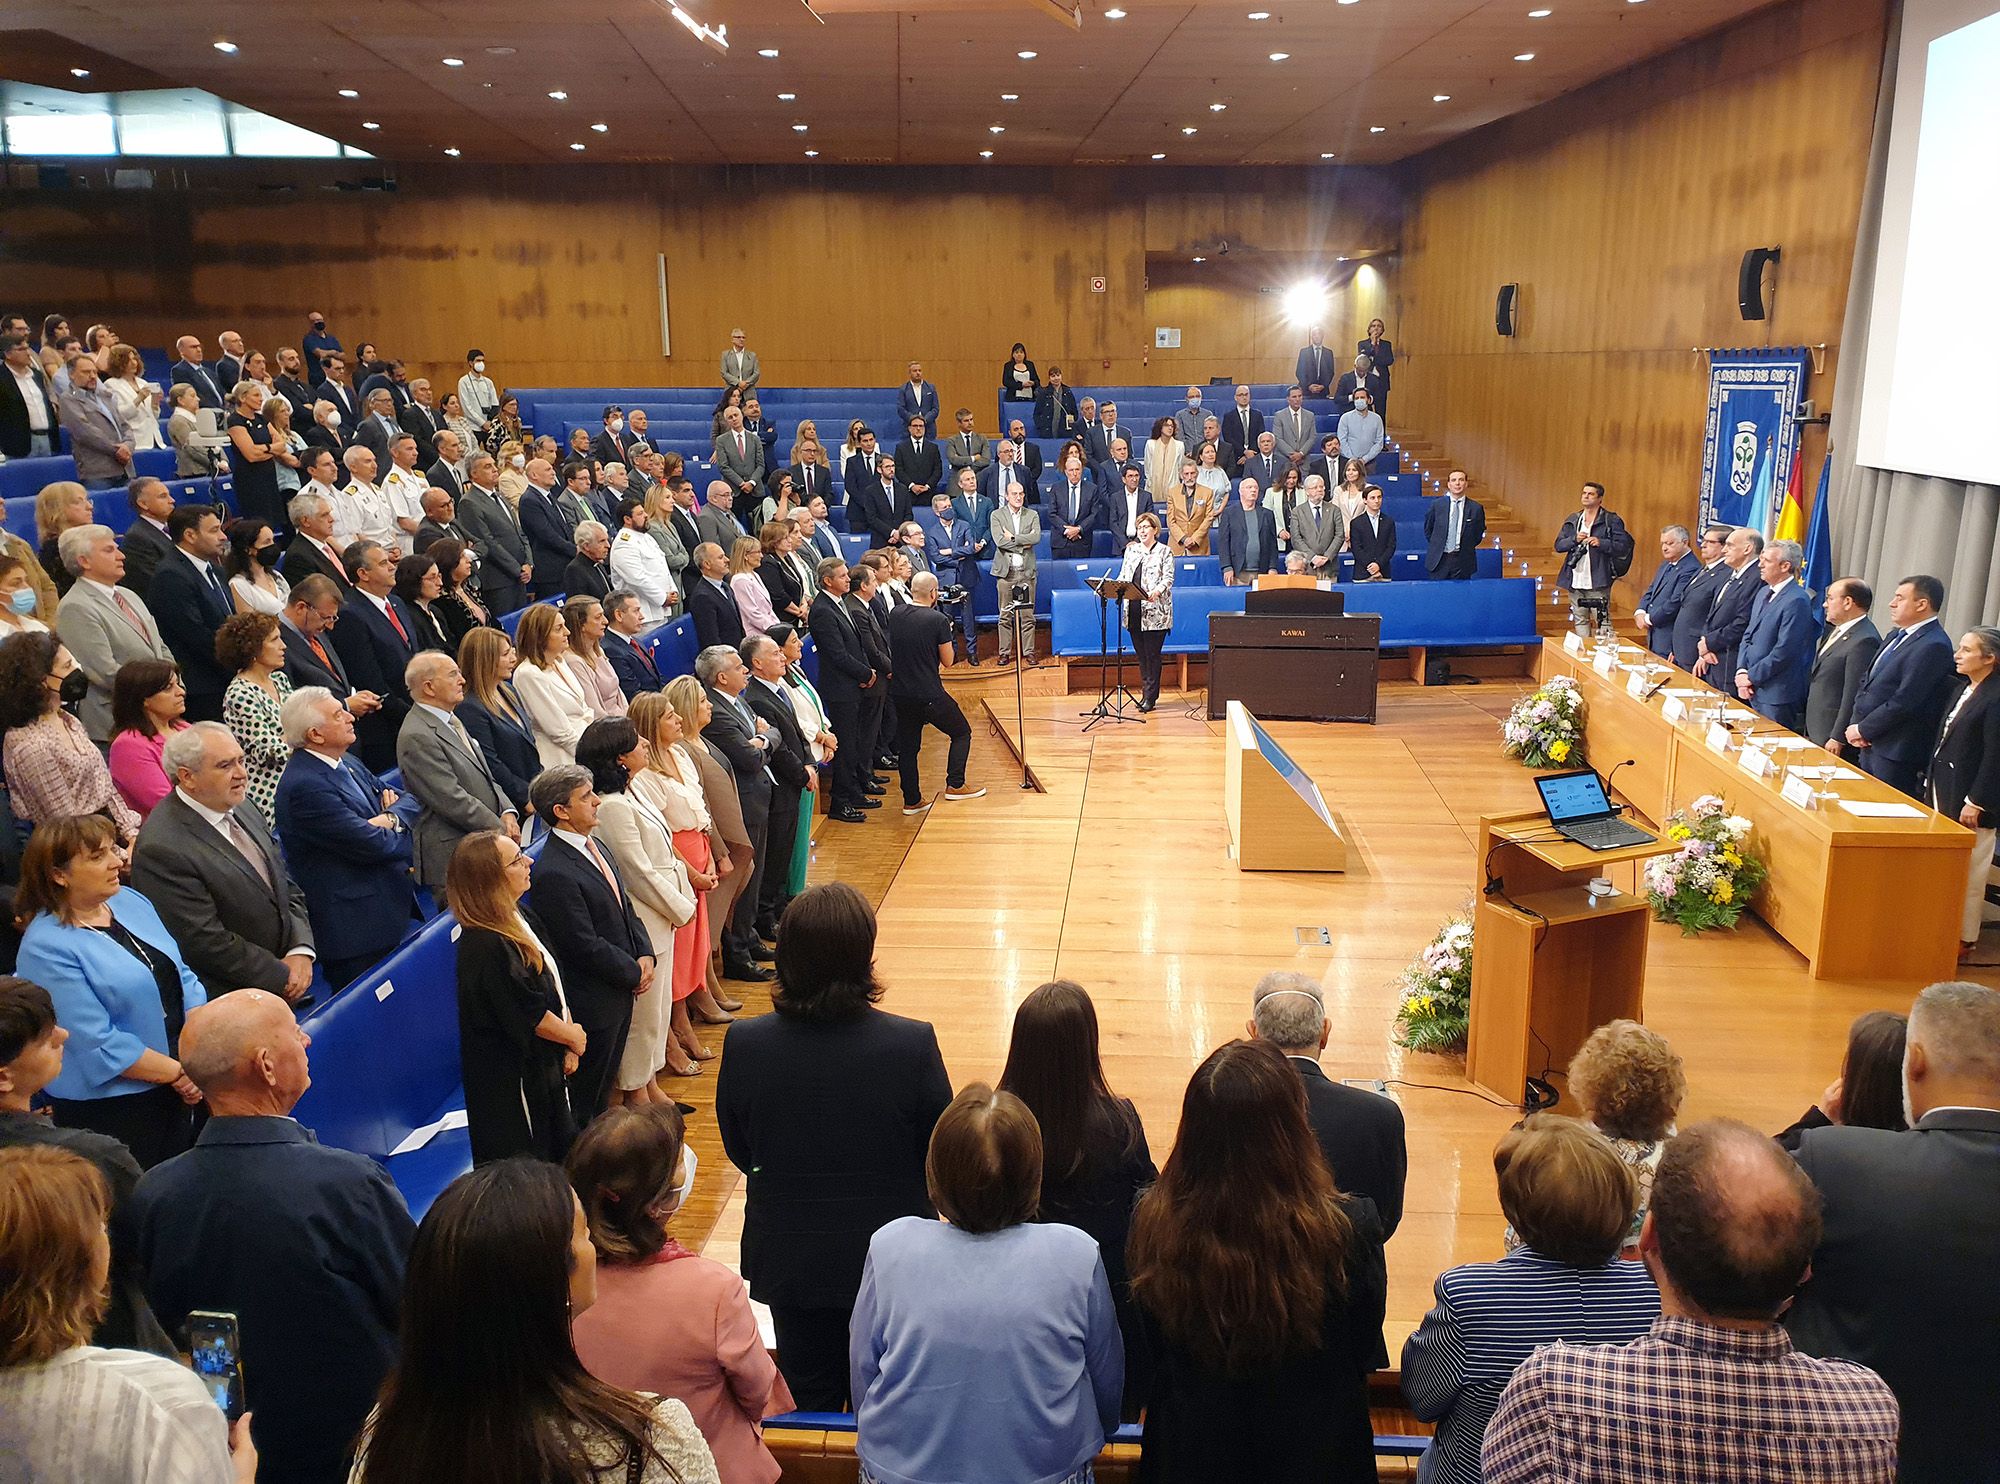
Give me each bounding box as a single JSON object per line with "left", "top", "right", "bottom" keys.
{"left": 7, "top": 588, "right": 35, "bottom": 617}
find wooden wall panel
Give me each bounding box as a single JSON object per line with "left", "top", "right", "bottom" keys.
{"left": 1395, "top": 0, "right": 1885, "bottom": 554}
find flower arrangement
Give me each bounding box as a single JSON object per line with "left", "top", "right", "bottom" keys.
{"left": 1643, "top": 794, "right": 1767, "bottom": 935}
{"left": 1501, "top": 675, "right": 1584, "bottom": 769}
{"left": 1394, "top": 914, "right": 1475, "bottom": 1054}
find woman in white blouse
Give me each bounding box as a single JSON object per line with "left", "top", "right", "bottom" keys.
{"left": 1193, "top": 439, "right": 1231, "bottom": 500}
{"left": 223, "top": 519, "right": 291, "bottom": 615}
{"left": 512, "top": 604, "right": 597, "bottom": 768}
{"left": 101, "top": 346, "right": 165, "bottom": 451}
{"left": 1143, "top": 416, "right": 1185, "bottom": 507}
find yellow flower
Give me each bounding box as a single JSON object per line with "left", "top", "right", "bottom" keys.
{"left": 1721, "top": 849, "right": 1741, "bottom": 867}
{"left": 1667, "top": 825, "right": 1692, "bottom": 843}
{"left": 1711, "top": 880, "right": 1734, "bottom": 904}
{"left": 1549, "top": 740, "right": 1571, "bottom": 761}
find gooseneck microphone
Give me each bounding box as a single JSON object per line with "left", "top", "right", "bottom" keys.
{"left": 1602, "top": 758, "right": 1637, "bottom": 815}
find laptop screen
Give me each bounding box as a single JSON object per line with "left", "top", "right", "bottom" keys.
{"left": 1535, "top": 769, "right": 1612, "bottom": 824}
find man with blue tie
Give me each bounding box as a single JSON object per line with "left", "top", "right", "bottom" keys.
{"left": 1050, "top": 453, "right": 1100, "bottom": 558}
{"left": 1635, "top": 524, "right": 1701, "bottom": 657}
{"left": 169, "top": 334, "right": 225, "bottom": 410}
{"left": 1423, "top": 469, "right": 1486, "bottom": 580}
{"left": 147, "top": 507, "right": 237, "bottom": 723}
{"left": 1693, "top": 527, "right": 1763, "bottom": 692}
{"left": 1843, "top": 573, "right": 1958, "bottom": 798}
{"left": 1734, "top": 538, "right": 1817, "bottom": 730}
{"left": 918, "top": 493, "right": 979, "bottom": 664}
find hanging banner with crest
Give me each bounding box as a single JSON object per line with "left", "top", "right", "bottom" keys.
{"left": 1698, "top": 348, "right": 1810, "bottom": 535}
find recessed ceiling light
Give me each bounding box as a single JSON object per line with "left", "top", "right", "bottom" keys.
{"left": 990, "top": 124, "right": 1005, "bottom": 133}
{"left": 444, "top": 147, "right": 462, "bottom": 157}
{"left": 1369, "top": 125, "right": 1385, "bottom": 133}
{"left": 548, "top": 90, "right": 568, "bottom": 100}
{"left": 441, "top": 56, "right": 464, "bottom": 67}
{"left": 758, "top": 48, "right": 780, "bottom": 57}
{"left": 1514, "top": 51, "right": 1536, "bottom": 60}
{"left": 212, "top": 40, "right": 238, "bottom": 54}
{"left": 590, "top": 122, "right": 608, "bottom": 132}
{"left": 980, "top": 149, "right": 995, "bottom": 158}
{"left": 485, "top": 46, "right": 515, "bottom": 55}
{"left": 1269, "top": 51, "right": 1290, "bottom": 60}
{"left": 337, "top": 88, "right": 359, "bottom": 98}
{"left": 1248, "top": 10, "right": 1271, "bottom": 18}
{"left": 1018, "top": 50, "right": 1038, "bottom": 58}
{"left": 777, "top": 92, "right": 796, "bottom": 101}
{"left": 69, "top": 68, "right": 91, "bottom": 79}
{"left": 1337, "top": 0, "right": 1360, "bottom": 6}
{"left": 1182, "top": 125, "right": 1198, "bottom": 134}
{"left": 570, "top": 142, "right": 586, "bottom": 151}
{"left": 362, "top": 120, "right": 381, "bottom": 130}
{"left": 1210, "top": 102, "right": 1227, "bottom": 111}
{"left": 805, "top": 148, "right": 818, "bottom": 156}
{"left": 1337, "top": 254, "right": 1349, "bottom": 262}
{"left": 1320, "top": 151, "right": 1335, "bottom": 159}
{"left": 1001, "top": 92, "right": 1019, "bottom": 101}
{"left": 1529, "top": 7, "right": 1552, "bottom": 13}
{"left": 1433, "top": 93, "right": 1452, "bottom": 101}
{"left": 1152, "top": 151, "right": 1167, "bottom": 159}
{"left": 1193, "top": 255, "right": 1206, "bottom": 262}
{"left": 792, "top": 122, "right": 809, "bottom": 132}
{"left": 1105, "top": 6, "right": 1127, "bottom": 15}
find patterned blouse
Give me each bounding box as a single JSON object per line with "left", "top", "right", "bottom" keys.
{"left": 4, "top": 709, "right": 141, "bottom": 840}
{"left": 1117, "top": 540, "right": 1175, "bottom": 632}
{"left": 224, "top": 670, "right": 294, "bottom": 818}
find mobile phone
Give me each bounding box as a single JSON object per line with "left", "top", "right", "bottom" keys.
{"left": 186, "top": 1310, "right": 246, "bottom": 1423}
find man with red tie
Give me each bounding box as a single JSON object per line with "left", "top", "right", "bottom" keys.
{"left": 603, "top": 591, "right": 665, "bottom": 700}
{"left": 330, "top": 540, "right": 416, "bottom": 773}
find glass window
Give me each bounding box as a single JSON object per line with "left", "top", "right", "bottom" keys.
{"left": 5, "top": 109, "right": 116, "bottom": 156}
{"left": 117, "top": 92, "right": 229, "bottom": 156}
{"left": 230, "top": 108, "right": 342, "bottom": 158}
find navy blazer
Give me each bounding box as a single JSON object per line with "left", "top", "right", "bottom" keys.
{"left": 131, "top": 1117, "right": 414, "bottom": 1484}
{"left": 1697, "top": 565, "right": 1762, "bottom": 686}
{"left": 1736, "top": 579, "right": 1816, "bottom": 707}
{"left": 518, "top": 484, "right": 579, "bottom": 594}
{"left": 1423, "top": 497, "right": 1487, "bottom": 574}
{"left": 703, "top": 684, "right": 775, "bottom": 825}
{"left": 456, "top": 692, "right": 539, "bottom": 814}
{"left": 810, "top": 592, "right": 875, "bottom": 698}
{"left": 271, "top": 750, "right": 415, "bottom": 968}
{"left": 169, "top": 359, "right": 226, "bottom": 410}
{"left": 281, "top": 617, "right": 351, "bottom": 697}
{"left": 892, "top": 437, "right": 945, "bottom": 497}
{"left": 147, "top": 551, "right": 236, "bottom": 712}
{"left": 1082, "top": 422, "right": 1134, "bottom": 467}
{"left": 914, "top": 510, "right": 976, "bottom": 586}
{"left": 1849, "top": 619, "right": 1958, "bottom": 763}
{"left": 979, "top": 459, "right": 1039, "bottom": 507}
{"left": 896, "top": 380, "right": 940, "bottom": 435}
{"left": 1348, "top": 509, "right": 1398, "bottom": 578}
{"left": 1221, "top": 406, "right": 1266, "bottom": 467}
{"left": 604, "top": 632, "right": 664, "bottom": 700}
{"left": 331, "top": 593, "right": 417, "bottom": 771}
{"left": 1295, "top": 344, "right": 1338, "bottom": 392}
{"left": 1047, "top": 475, "right": 1101, "bottom": 556}
{"left": 1096, "top": 486, "right": 1158, "bottom": 546}
{"left": 280, "top": 533, "right": 356, "bottom": 601}
{"left": 1669, "top": 560, "right": 1729, "bottom": 671}
{"left": 842, "top": 449, "right": 885, "bottom": 511}
{"left": 526, "top": 832, "right": 652, "bottom": 1030}
{"left": 689, "top": 577, "right": 746, "bottom": 652}
{"left": 1638, "top": 551, "right": 1701, "bottom": 656}
{"left": 1215, "top": 502, "right": 1280, "bottom": 579}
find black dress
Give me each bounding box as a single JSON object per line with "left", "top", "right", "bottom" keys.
{"left": 1137, "top": 1195, "right": 1387, "bottom": 1484}
{"left": 454, "top": 914, "right": 576, "bottom": 1165}
{"left": 225, "top": 412, "right": 283, "bottom": 527}
{"left": 437, "top": 589, "right": 497, "bottom": 652}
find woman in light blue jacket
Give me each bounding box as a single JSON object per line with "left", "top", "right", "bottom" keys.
{"left": 14, "top": 813, "right": 207, "bottom": 1169}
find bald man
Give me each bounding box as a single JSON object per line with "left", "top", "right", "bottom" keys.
{"left": 131, "top": 990, "right": 414, "bottom": 1484}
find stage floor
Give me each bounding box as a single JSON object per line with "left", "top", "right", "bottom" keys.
{"left": 682, "top": 669, "right": 1980, "bottom": 1355}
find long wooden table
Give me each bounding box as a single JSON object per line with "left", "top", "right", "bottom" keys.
{"left": 1539, "top": 642, "right": 1971, "bottom": 982}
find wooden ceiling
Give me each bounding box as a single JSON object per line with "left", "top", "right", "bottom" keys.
{"left": 3, "top": 0, "right": 1777, "bottom": 166}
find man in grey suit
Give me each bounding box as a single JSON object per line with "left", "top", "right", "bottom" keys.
{"left": 698, "top": 644, "right": 777, "bottom": 981}
{"left": 55, "top": 524, "right": 173, "bottom": 742}
{"left": 696, "top": 480, "right": 749, "bottom": 555}
{"left": 713, "top": 404, "right": 765, "bottom": 502}
{"left": 1270, "top": 385, "right": 1319, "bottom": 470}
{"left": 1787, "top": 980, "right": 2000, "bottom": 1484}
{"left": 720, "top": 328, "right": 759, "bottom": 393}
{"left": 988, "top": 481, "right": 1041, "bottom": 665}
{"left": 455, "top": 453, "right": 530, "bottom": 616}
{"left": 57, "top": 356, "right": 135, "bottom": 488}
{"left": 129, "top": 723, "right": 317, "bottom": 1005}
{"left": 1288, "top": 475, "right": 1345, "bottom": 576}
{"left": 944, "top": 408, "right": 991, "bottom": 480}
{"left": 1805, "top": 577, "right": 1883, "bottom": 751}
{"left": 396, "top": 652, "right": 519, "bottom": 891}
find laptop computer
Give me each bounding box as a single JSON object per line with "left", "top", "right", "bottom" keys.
{"left": 1533, "top": 768, "right": 1657, "bottom": 851}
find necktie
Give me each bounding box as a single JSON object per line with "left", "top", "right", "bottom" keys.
{"left": 633, "top": 639, "right": 657, "bottom": 673}
{"left": 225, "top": 814, "right": 274, "bottom": 888}
{"left": 1871, "top": 627, "right": 1907, "bottom": 674}
{"left": 583, "top": 837, "right": 623, "bottom": 903}
{"left": 735, "top": 432, "right": 744, "bottom": 457}
{"left": 111, "top": 589, "right": 149, "bottom": 640}
{"left": 308, "top": 633, "right": 334, "bottom": 671}
{"left": 1449, "top": 500, "right": 1463, "bottom": 551}
{"left": 205, "top": 564, "right": 228, "bottom": 607}
{"left": 383, "top": 601, "right": 410, "bottom": 646}
{"left": 963, "top": 434, "right": 972, "bottom": 455}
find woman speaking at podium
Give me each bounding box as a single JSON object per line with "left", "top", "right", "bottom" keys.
{"left": 1120, "top": 512, "right": 1175, "bottom": 713}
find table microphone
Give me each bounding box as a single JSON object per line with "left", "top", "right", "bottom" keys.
{"left": 1602, "top": 758, "right": 1637, "bottom": 815}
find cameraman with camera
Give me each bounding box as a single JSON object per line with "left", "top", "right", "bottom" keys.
{"left": 888, "top": 573, "right": 984, "bottom": 813}
{"left": 1554, "top": 480, "right": 1635, "bottom": 630}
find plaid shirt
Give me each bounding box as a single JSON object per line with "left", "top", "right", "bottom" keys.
{"left": 1482, "top": 1314, "right": 1899, "bottom": 1484}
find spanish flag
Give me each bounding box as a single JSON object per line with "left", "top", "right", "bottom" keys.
{"left": 1771, "top": 451, "right": 1806, "bottom": 543}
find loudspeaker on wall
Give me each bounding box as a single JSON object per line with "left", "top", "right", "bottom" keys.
{"left": 1739, "top": 247, "right": 1781, "bottom": 320}
{"left": 1495, "top": 283, "right": 1519, "bottom": 337}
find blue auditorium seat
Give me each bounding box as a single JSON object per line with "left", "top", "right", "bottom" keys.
{"left": 640, "top": 613, "right": 701, "bottom": 679}
{"left": 2, "top": 498, "right": 37, "bottom": 545}
{"left": 130, "top": 448, "right": 176, "bottom": 481}
{"left": 0, "top": 456, "right": 75, "bottom": 502}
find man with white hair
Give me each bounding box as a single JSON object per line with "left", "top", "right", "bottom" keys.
{"left": 696, "top": 478, "right": 748, "bottom": 554}
{"left": 335, "top": 443, "right": 397, "bottom": 553}
{"left": 1734, "top": 536, "right": 1816, "bottom": 730}
{"left": 1246, "top": 969, "right": 1407, "bottom": 1239}
{"left": 721, "top": 327, "right": 759, "bottom": 393}
{"left": 395, "top": 653, "right": 518, "bottom": 892}
{"left": 54, "top": 523, "right": 171, "bottom": 741}
{"left": 272, "top": 686, "right": 414, "bottom": 987}
{"left": 1289, "top": 473, "right": 1344, "bottom": 575}
{"left": 563, "top": 520, "right": 613, "bottom": 601}
{"left": 1786, "top": 980, "right": 2000, "bottom": 1482}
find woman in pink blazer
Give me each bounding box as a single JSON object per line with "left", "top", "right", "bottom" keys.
{"left": 569, "top": 1104, "right": 794, "bottom": 1484}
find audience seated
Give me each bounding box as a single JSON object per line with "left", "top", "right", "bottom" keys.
{"left": 0, "top": 1145, "right": 252, "bottom": 1484}
{"left": 1402, "top": 1115, "right": 1662, "bottom": 1484}
{"left": 1786, "top": 980, "right": 2000, "bottom": 1482}
{"left": 997, "top": 979, "right": 1156, "bottom": 1420}
{"left": 55, "top": 523, "right": 173, "bottom": 744}
{"left": 568, "top": 1104, "right": 792, "bottom": 1482}
{"left": 1483, "top": 1119, "right": 1900, "bottom": 1483}
{"left": 272, "top": 686, "right": 415, "bottom": 988}
{"left": 445, "top": 830, "right": 584, "bottom": 1164}
{"left": 0, "top": 631, "right": 143, "bottom": 841}
{"left": 217, "top": 611, "right": 294, "bottom": 818}
{"left": 851, "top": 1083, "right": 1124, "bottom": 1484}
{"left": 133, "top": 989, "right": 414, "bottom": 1484}
{"left": 454, "top": 627, "right": 540, "bottom": 814}
{"left": 351, "top": 1156, "right": 719, "bottom": 1484}
{"left": 128, "top": 722, "right": 316, "bottom": 1007}
{"left": 1128, "top": 1037, "right": 1387, "bottom": 1482}
{"left": 1775, "top": 1008, "right": 1908, "bottom": 1150}
{"left": 716, "top": 882, "right": 952, "bottom": 1410}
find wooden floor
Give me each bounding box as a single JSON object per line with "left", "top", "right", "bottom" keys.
{"left": 675, "top": 664, "right": 1993, "bottom": 1357}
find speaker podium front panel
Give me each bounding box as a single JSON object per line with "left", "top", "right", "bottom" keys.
{"left": 1223, "top": 701, "right": 1346, "bottom": 872}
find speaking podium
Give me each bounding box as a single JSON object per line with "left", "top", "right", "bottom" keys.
{"left": 1222, "top": 701, "right": 1345, "bottom": 872}
{"left": 1466, "top": 812, "right": 1672, "bottom": 1104}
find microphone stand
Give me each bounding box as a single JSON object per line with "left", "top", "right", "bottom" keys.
{"left": 1003, "top": 599, "right": 1034, "bottom": 790}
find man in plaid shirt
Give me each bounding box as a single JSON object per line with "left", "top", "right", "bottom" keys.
{"left": 1482, "top": 1120, "right": 1899, "bottom": 1483}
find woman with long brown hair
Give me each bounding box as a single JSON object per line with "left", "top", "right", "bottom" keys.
{"left": 455, "top": 628, "right": 539, "bottom": 815}
{"left": 1127, "top": 1038, "right": 1386, "bottom": 1481}
{"left": 445, "top": 831, "right": 585, "bottom": 1164}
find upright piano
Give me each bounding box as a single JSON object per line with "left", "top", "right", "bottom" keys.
{"left": 1207, "top": 587, "right": 1380, "bottom": 722}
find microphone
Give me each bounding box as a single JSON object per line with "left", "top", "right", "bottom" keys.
{"left": 1602, "top": 758, "right": 1637, "bottom": 815}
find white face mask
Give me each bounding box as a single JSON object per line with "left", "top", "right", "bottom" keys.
{"left": 322, "top": 409, "right": 341, "bottom": 428}
{"left": 609, "top": 418, "right": 624, "bottom": 433}
{"left": 473, "top": 360, "right": 485, "bottom": 373}
{"left": 510, "top": 454, "right": 526, "bottom": 469}
{"left": 1188, "top": 396, "right": 1200, "bottom": 408}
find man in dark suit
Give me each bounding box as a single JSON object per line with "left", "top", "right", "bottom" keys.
{"left": 273, "top": 686, "right": 416, "bottom": 987}
{"left": 1333, "top": 353, "right": 1388, "bottom": 410}
{"left": 1669, "top": 526, "right": 1732, "bottom": 672}
{"left": 132, "top": 991, "right": 413, "bottom": 1484}
{"left": 0, "top": 330, "right": 58, "bottom": 458}
{"left": 661, "top": 478, "right": 707, "bottom": 595}
{"left": 980, "top": 438, "right": 1039, "bottom": 509}
{"left": 1222, "top": 385, "right": 1265, "bottom": 472}
{"left": 1806, "top": 578, "right": 1882, "bottom": 750}
{"left": 1081, "top": 404, "right": 1133, "bottom": 468}
{"left": 842, "top": 428, "right": 884, "bottom": 511}
{"left": 357, "top": 360, "right": 412, "bottom": 411}
{"left": 797, "top": 506, "right": 843, "bottom": 566}
{"left": 1047, "top": 453, "right": 1100, "bottom": 559}
{"left": 892, "top": 415, "right": 944, "bottom": 508}
{"left": 851, "top": 454, "right": 911, "bottom": 547}
{"left": 1305, "top": 431, "right": 1346, "bottom": 493}
{"left": 282, "top": 482, "right": 359, "bottom": 601}
{"left": 119, "top": 477, "right": 180, "bottom": 600}
{"left": 147, "top": 506, "right": 236, "bottom": 722}
{"left": 129, "top": 723, "right": 318, "bottom": 1004}
{"left": 214, "top": 331, "right": 246, "bottom": 391}
{"left": 272, "top": 347, "right": 315, "bottom": 421}
{"left": 563, "top": 522, "right": 613, "bottom": 602}
{"left": 1349, "top": 484, "right": 1397, "bottom": 582}
{"left": 1004, "top": 418, "right": 1044, "bottom": 495}
{"left": 1092, "top": 436, "right": 1136, "bottom": 504}
{"left": 330, "top": 541, "right": 417, "bottom": 773}
{"left": 603, "top": 592, "right": 665, "bottom": 700}
{"left": 1787, "top": 980, "right": 2000, "bottom": 1484}
{"left": 416, "top": 487, "right": 476, "bottom": 574}
{"left": 1843, "top": 573, "right": 1958, "bottom": 797}
{"left": 742, "top": 633, "right": 819, "bottom": 933}
{"left": 425, "top": 431, "right": 466, "bottom": 503}
{"left": 1296, "top": 329, "right": 1337, "bottom": 398}
{"left": 688, "top": 542, "right": 746, "bottom": 651}
{"left": 527, "top": 764, "right": 654, "bottom": 1121}
{"left": 588, "top": 404, "right": 632, "bottom": 468}
{"left": 896, "top": 362, "right": 940, "bottom": 436}
{"left": 848, "top": 565, "right": 896, "bottom": 774}
{"left": 314, "top": 357, "right": 360, "bottom": 433}
{"left": 456, "top": 454, "right": 529, "bottom": 616}
{"left": 1098, "top": 463, "right": 1156, "bottom": 550}
{"left": 699, "top": 644, "right": 778, "bottom": 980}
{"left": 169, "top": 334, "right": 226, "bottom": 410}
{"left": 808, "top": 559, "right": 877, "bottom": 823}
{"left": 1693, "top": 527, "right": 1764, "bottom": 693}
{"left": 1733, "top": 538, "right": 1818, "bottom": 730}
{"left": 397, "top": 654, "right": 519, "bottom": 895}
{"left": 279, "top": 577, "right": 387, "bottom": 733}
{"left": 1634, "top": 524, "right": 1701, "bottom": 657}
{"left": 397, "top": 378, "right": 446, "bottom": 463}
{"left": 1423, "top": 470, "right": 1487, "bottom": 580}
{"left": 1216, "top": 478, "right": 1280, "bottom": 586}
{"left": 1240, "top": 432, "right": 1285, "bottom": 498}
{"left": 519, "top": 459, "right": 581, "bottom": 602}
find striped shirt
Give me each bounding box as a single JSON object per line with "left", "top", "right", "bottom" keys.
{"left": 1401, "top": 1246, "right": 1661, "bottom": 1484}
{"left": 1482, "top": 1314, "right": 1900, "bottom": 1484}
{"left": 0, "top": 1345, "right": 232, "bottom": 1483}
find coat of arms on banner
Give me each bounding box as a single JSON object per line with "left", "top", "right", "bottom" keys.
{"left": 1730, "top": 422, "right": 1759, "bottom": 495}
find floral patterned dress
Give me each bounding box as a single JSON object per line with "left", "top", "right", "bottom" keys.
{"left": 224, "top": 671, "right": 294, "bottom": 818}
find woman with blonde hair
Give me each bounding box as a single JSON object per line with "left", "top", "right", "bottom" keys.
{"left": 102, "top": 345, "right": 166, "bottom": 451}
{"left": 838, "top": 419, "right": 868, "bottom": 473}
{"left": 630, "top": 692, "right": 734, "bottom": 1043}
{"left": 513, "top": 604, "right": 596, "bottom": 767}
{"left": 640, "top": 485, "right": 690, "bottom": 614}
{"left": 495, "top": 438, "right": 530, "bottom": 510}
{"left": 446, "top": 830, "right": 584, "bottom": 1163}
{"left": 35, "top": 481, "right": 94, "bottom": 598}
{"left": 561, "top": 594, "right": 626, "bottom": 719}
{"left": 660, "top": 676, "right": 756, "bottom": 997}
{"left": 728, "top": 537, "right": 779, "bottom": 636}
{"left": 167, "top": 385, "right": 209, "bottom": 478}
